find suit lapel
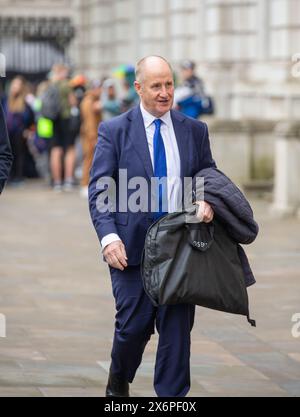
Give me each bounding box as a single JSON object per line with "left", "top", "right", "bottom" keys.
{"left": 127, "top": 106, "right": 154, "bottom": 180}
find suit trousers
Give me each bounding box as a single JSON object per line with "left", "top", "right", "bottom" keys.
{"left": 109, "top": 265, "right": 195, "bottom": 397}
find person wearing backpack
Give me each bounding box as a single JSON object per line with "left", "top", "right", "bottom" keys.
{"left": 174, "top": 60, "right": 215, "bottom": 119}
{"left": 42, "top": 64, "right": 75, "bottom": 192}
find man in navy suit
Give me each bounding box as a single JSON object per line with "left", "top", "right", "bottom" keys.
{"left": 89, "top": 56, "right": 216, "bottom": 397}
{"left": 0, "top": 102, "right": 13, "bottom": 194}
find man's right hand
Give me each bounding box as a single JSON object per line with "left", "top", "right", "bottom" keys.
{"left": 103, "top": 240, "right": 128, "bottom": 271}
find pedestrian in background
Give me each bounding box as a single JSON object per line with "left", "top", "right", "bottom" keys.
{"left": 70, "top": 74, "right": 87, "bottom": 107}
{"left": 79, "top": 79, "right": 102, "bottom": 198}
{"left": 174, "top": 60, "right": 214, "bottom": 119}
{"left": 46, "top": 64, "right": 77, "bottom": 192}
{"left": 1, "top": 76, "right": 34, "bottom": 184}
{"left": 101, "top": 79, "right": 121, "bottom": 121}
{"left": 120, "top": 79, "right": 139, "bottom": 113}
{"left": 180, "top": 59, "right": 205, "bottom": 97}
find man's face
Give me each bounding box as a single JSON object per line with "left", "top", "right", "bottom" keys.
{"left": 134, "top": 62, "right": 174, "bottom": 118}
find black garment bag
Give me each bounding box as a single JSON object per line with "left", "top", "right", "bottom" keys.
{"left": 141, "top": 211, "right": 256, "bottom": 326}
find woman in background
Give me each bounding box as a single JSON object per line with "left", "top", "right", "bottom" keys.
{"left": 2, "top": 76, "right": 34, "bottom": 183}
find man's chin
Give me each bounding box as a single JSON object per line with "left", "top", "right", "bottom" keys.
{"left": 156, "top": 103, "right": 172, "bottom": 115}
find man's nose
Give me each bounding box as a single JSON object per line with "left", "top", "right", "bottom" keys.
{"left": 159, "top": 86, "right": 169, "bottom": 97}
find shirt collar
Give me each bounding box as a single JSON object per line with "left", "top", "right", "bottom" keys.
{"left": 140, "top": 103, "right": 172, "bottom": 129}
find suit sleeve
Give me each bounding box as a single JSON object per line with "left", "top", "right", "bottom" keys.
{"left": 200, "top": 122, "right": 217, "bottom": 169}
{"left": 192, "top": 122, "right": 217, "bottom": 203}
{"left": 88, "top": 121, "right": 119, "bottom": 245}
{"left": 0, "top": 103, "right": 13, "bottom": 194}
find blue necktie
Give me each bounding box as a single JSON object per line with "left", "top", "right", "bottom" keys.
{"left": 153, "top": 119, "right": 168, "bottom": 219}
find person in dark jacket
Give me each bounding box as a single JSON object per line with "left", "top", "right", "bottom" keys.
{"left": 0, "top": 102, "right": 13, "bottom": 193}
{"left": 174, "top": 59, "right": 206, "bottom": 119}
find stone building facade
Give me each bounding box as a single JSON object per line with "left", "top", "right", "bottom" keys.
{"left": 75, "top": 0, "right": 300, "bottom": 122}
{"left": 0, "top": 0, "right": 78, "bottom": 81}
{"left": 2, "top": 0, "right": 299, "bottom": 122}
{"left": 1, "top": 0, "right": 299, "bottom": 213}
{"left": 74, "top": 0, "right": 300, "bottom": 215}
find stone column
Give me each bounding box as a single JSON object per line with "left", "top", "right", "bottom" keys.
{"left": 271, "top": 122, "right": 300, "bottom": 217}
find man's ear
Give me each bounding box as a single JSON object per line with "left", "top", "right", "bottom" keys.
{"left": 134, "top": 81, "right": 142, "bottom": 97}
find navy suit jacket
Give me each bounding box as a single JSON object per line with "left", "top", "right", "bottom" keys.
{"left": 0, "top": 103, "right": 13, "bottom": 193}
{"left": 89, "top": 105, "right": 216, "bottom": 265}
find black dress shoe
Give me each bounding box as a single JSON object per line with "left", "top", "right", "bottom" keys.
{"left": 105, "top": 370, "right": 130, "bottom": 397}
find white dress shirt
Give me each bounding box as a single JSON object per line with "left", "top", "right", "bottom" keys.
{"left": 101, "top": 103, "right": 182, "bottom": 250}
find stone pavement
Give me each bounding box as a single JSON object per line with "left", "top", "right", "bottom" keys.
{"left": 0, "top": 181, "right": 299, "bottom": 397}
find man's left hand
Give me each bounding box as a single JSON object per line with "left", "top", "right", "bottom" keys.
{"left": 195, "top": 201, "right": 214, "bottom": 223}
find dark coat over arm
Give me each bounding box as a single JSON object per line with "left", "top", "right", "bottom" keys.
{"left": 193, "top": 167, "right": 259, "bottom": 286}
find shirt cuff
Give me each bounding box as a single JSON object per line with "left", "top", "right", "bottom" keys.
{"left": 101, "top": 233, "right": 121, "bottom": 252}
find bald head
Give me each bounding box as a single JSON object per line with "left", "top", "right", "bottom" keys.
{"left": 134, "top": 55, "right": 174, "bottom": 118}
{"left": 135, "top": 56, "right": 173, "bottom": 84}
